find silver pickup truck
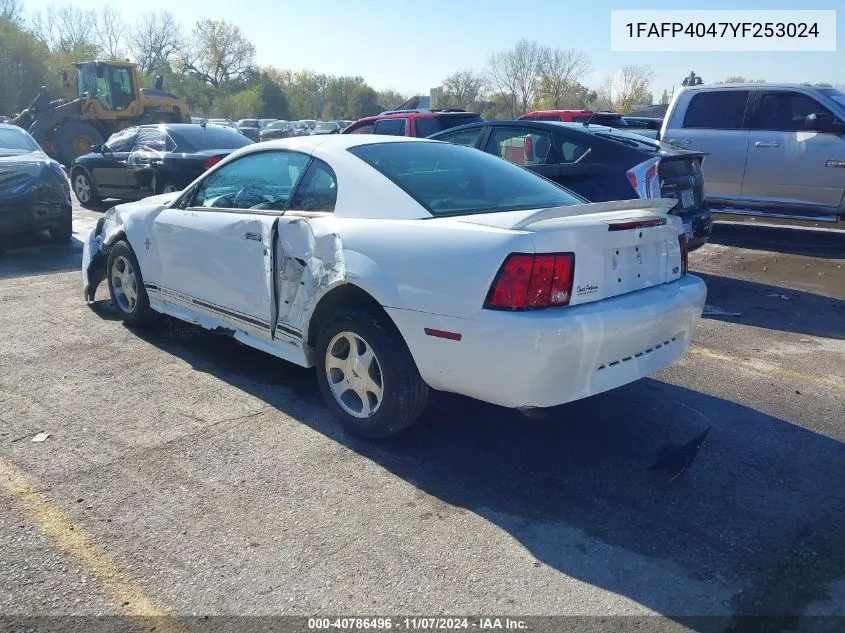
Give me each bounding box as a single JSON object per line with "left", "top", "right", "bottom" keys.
{"left": 660, "top": 84, "right": 845, "bottom": 223}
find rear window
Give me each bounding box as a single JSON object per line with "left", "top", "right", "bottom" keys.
{"left": 593, "top": 131, "right": 665, "bottom": 152}
{"left": 266, "top": 120, "right": 290, "bottom": 129}
{"left": 348, "top": 141, "right": 581, "bottom": 217}
{"left": 239, "top": 120, "right": 259, "bottom": 127}
{"left": 571, "top": 113, "right": 628, "bottom": 127}
{"left": 414, "top": 114, "right": 484, "bottom": 138}
{"left": 0, "top": 128, "right": 38, "bottom": 151}
{"left": 168, "top": 127, "right": 253, "bottom": 152}
{"left": 683, "top": 91, "right": 750, "bottom": 129}
{"left": 525, "top": 114, "right": 562, "bottom": 122}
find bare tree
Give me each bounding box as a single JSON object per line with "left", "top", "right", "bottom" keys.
{"left": 128, "top": 12, "right": 183, "bottom": 75}
{"left": 97, "top": 7, "right": 125, "bottom": 61}
{"left": 599, "top": 64, "right": 655, "bottom": 114}
{"left": 0, "top": 0, "right": 24, "bottom": 24}
{"left": 179, "top": 19, "right": 255, "bottom": 88}
{"left": 31, "top": 5, "right": 98, "bottom": 55}
{"left": 441, "top": 69, "right": 486, "bottom": 109}
{"left": 487, "top": 39, "right": 547, "bottom": 117}
{"left": 536, "top": 48, "right": 591, "bottom": 109}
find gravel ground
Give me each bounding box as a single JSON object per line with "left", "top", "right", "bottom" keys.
{"left": 0, "top": 204, "right": 843, "bottom": 632}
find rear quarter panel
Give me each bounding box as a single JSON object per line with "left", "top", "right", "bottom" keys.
{"left": 307, "top": 216, "right": 534, "bottom": 318}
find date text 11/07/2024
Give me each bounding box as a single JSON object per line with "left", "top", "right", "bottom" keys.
{"left": 625, "top": 22, "right": 820, "bottom": 38}
{"left": 307, "top": 617, "right": 528, "bottom": 630}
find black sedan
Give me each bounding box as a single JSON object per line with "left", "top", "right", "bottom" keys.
{"left": 259, "top": 120, "right": 293, "bottom": 141}
{"left": 236, "top": 119, "right": 261, "bottom": 142}
{"left": 70, "top": 124, "right": 253, "bottom": 206}
{"left": 0, "top": 124, "right": 72, "bottom": 243}
{"left": 430, "top": 120, "right": 712, "bottom": 250}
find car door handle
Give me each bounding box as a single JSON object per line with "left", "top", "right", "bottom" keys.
{"left": 244, "top": 232, "right": 261, "bottom": 241}
{"left": 668, "top": 138, "right": 691, "bottom": 146}
{"left": 755, "top": 141, "right": 780, "bottom": 148}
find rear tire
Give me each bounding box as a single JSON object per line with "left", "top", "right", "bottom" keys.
{"left": 48, "top": 208, "right": 73, "bottom": 244}
{"left": 315, "top": 306, "right": 429, "bottom": 439}
{"left": 106, "top": 241, "right": 156, "bottom": 327}
{"left": 55, "top": 122, "right": 104, "bottom": 166}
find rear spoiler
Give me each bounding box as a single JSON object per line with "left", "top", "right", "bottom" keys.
{"left": 509, "top": 199, "right": 679, "bottom": 230}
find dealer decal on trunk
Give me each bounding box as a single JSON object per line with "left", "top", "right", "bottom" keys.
{"left": 577, "top": 283, "right": 599, "bottom": 297}
{"left": 826, "top": 160, "right": 845, "bottom": 168}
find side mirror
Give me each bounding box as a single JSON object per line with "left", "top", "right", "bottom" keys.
{"left": 804, "top": 112, "right": 834, "bottom": 133}
{"left": 90, "top": 144, "right": 103, "bottom": 154}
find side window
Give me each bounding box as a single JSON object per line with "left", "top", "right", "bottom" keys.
{"left": 434, "top": 127, "right": 483, "bottom": 148}
{"left": 347, "top": 122, "right": 374, "bottom": 134}
{"left": 192, "top": 151, "right": 310, "bottom": 211}
{"left": 105, "top": 127, "right": 138, "bottom": 152}
{"left": 555, "top": 134, "right": 591, "bottom": 164}
{"left": 485, "top": 127, "right": 552, "bottom": 166}
{"left": 682, "top": 91, "right": 750, "bottom": 129}
{"left": 750, "top": 91, "right": 835, "bottom": 131}
{"left": 290, "top": 159, "right": 337, "bottom": 212}
{"left": 372, "top": 118, "right": 407, "bottom": 135}
{"left": 413, "top": 117, "right": 439, "bottom": 138}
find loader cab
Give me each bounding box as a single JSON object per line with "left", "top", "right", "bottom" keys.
{"left": 76, "top": 62, "right": 139, "bottom": 113}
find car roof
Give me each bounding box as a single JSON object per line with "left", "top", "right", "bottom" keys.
{"left": 241, "top": 135, "right": 433, "bottom": 157}
{"left": 430, "top": 119, "right": 604, "bottom": 138}
{"left": 681, "top": 83, "right": 833, "bottom": 91}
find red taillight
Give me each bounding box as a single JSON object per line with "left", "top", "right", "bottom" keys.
{"left": 484, "top": 253, "right": 575, "bottom": 311}
{"left": 203, "top": 155, "right": 223, "bottom": 170}
{"left": 678, "top": 234, "right": 688, "bottom": 275}
{"left": 626, "top": 171, "right": 638, "bottom": 190}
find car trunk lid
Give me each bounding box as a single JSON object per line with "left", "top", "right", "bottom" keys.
{"left": 457, "top": 199, "right": 685, "bottom": 306}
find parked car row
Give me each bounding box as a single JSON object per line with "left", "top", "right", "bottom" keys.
{"left": 341, "top": 107, "right": 711, "bottom": 248}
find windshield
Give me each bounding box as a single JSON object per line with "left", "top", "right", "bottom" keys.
{"left": 267, "top": 120, "right": 289, "bottom": 129}
{"left": 820, "top": 89, "right": 845, "bottom": 110}
{"left": 238, "top": 120, "right": 259, "bottom": 127}
{"left": 293, "top": 122, "right": 307, "bottom": 129}
{"left": 169, "top": 127, "right": 253, "bottom": 151}
{"left": 316, "top": 122, "right": 338, "bottom": 131}
{"left": 349, "top": 141, "right": 582, "bottom": 217}
{"left": 0, "top": 128, "right": 39, "bottom": 152}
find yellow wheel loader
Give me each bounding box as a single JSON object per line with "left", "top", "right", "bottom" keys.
{"left": 12, "top": 61, "right": 191, "bottom": 166}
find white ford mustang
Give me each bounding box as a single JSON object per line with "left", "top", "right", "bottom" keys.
{"left": 82, "top": 135, "right": 706, "bottom": 438}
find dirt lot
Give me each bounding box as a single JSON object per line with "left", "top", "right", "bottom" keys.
{"left": 1, "top": 204, "right": 844, "bottom": 632}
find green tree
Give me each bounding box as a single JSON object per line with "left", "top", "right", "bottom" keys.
{"left": 258, "top": 74, "right": 290, "bottom": 118}
{"left": 213, "top": 85, "right": 263, "bottom": 120}
{"left": 179, "top": 19, "right": 255, "bottom": 88}
{"left": 0, "top": 18, "right": 49, "bottom": 114}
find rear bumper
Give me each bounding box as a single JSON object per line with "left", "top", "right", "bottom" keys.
{"left": 679, "top": 206, "right": 713, "bottom": 251}
{"left": 387, "top": 275, "right": 707, "bottom": 409}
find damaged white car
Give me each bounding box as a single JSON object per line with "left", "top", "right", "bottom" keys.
{"left": 82, "top": 135, "right": 706, "bottom": 438}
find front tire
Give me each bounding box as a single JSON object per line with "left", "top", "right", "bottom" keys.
{"left": 106, "top": 241, "right": 156, "bottom": 327}
{"left": 48, "top": 208, "right": 73, "bottom": 244}
{"left": 55, "top": 122, "right": 104, "bottom": 166}
{"left": 72, "top": 169, "right": 100, "bottom": 207}
{"left": 315, "top": 307, "right": 429, "bottom": 439}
